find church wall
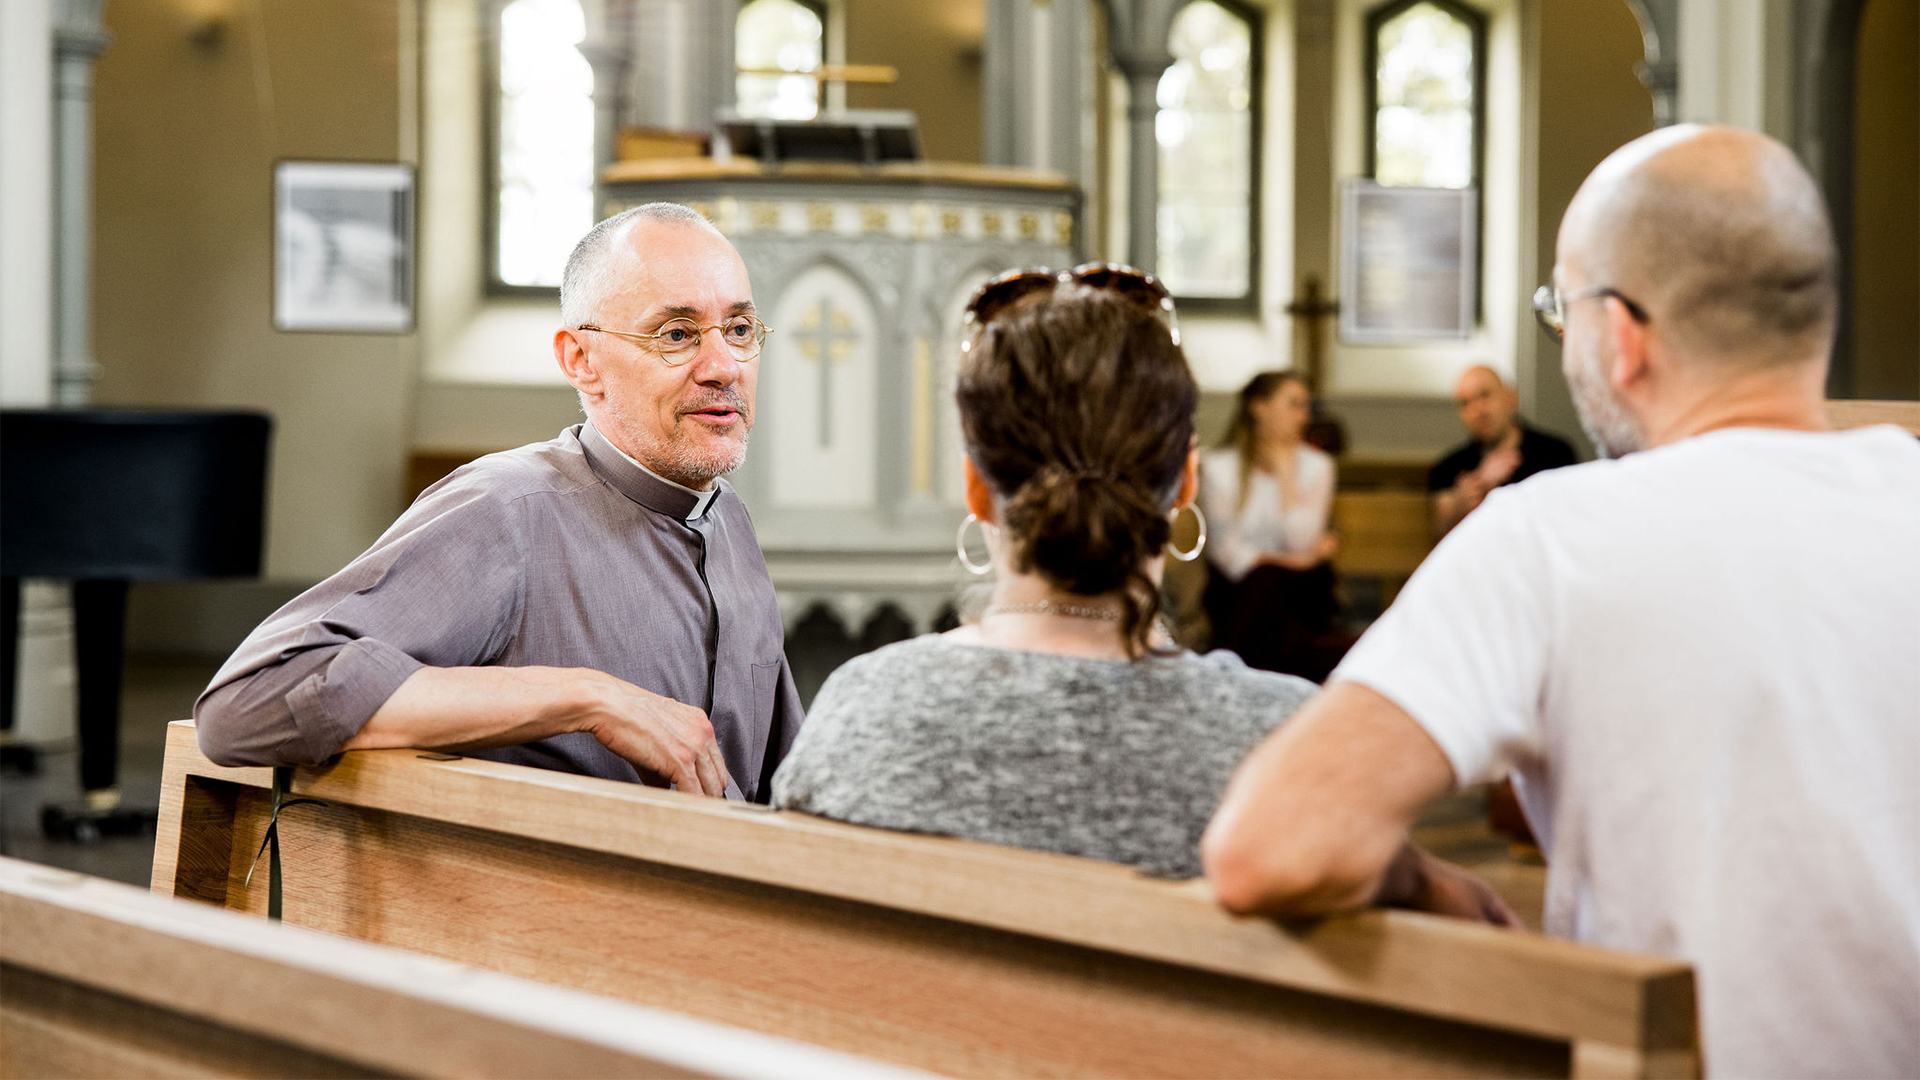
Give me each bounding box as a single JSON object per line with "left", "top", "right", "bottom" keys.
{"left": 1849, "top": 0, "right": 1919, "bottom": 400}
{"left": 0, "top": 0, "right": 54, "bottom": 407}
{"left": 843, "top": 0, "right": 985, "bottom": 163}
{"left": 1531, "top": 0, "right": 1653, "bottom": 454}
{"left": 91, "top": 0, "right": 422, "bottom": 651}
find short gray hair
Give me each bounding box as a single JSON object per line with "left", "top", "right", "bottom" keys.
{"left": 559, "top": 202, "right": 721, "bottom": 327}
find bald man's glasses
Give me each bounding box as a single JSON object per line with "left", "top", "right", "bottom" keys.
{"left": 577, "top": 317, "right": 771, "bottom": 366}
{"left": 1532, "top": 285, "right": 1650, "bottom": 343}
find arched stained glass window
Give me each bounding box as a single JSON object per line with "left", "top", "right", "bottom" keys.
{"left": 496, "top": 0, "right": 595, "bottom": 287}
{"left": 1157, "top": 0, "right": 1258, "bottom": 302}
{"left": 736, "top": 0, "right": 825, "bottom": 121}
{"left": 1368, "top": 0, "right": 1483, "bottom": 188}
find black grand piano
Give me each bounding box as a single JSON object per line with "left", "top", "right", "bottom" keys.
{"left": 1, "top": 410, "right": 272, "bottom": 842}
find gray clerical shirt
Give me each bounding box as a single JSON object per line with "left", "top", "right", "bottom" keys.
{"left": 194, "top": 422, "right": 804, "bottom": 801}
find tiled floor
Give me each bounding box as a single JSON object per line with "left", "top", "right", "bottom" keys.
{"left": 0, "top": 656, "right": 214, "bottom": 887}
{"left": 2, "top": 655, "right": 1546, "bottom": 928}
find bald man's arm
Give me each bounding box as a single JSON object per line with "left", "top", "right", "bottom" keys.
{"left": 1202, "top": 682, "right": 1519, "bottom": 925}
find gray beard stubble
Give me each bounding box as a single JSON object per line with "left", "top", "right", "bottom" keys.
{"left": 603, "top": 390, "right": 752, "bottom": 488}
{"left": 1566, "top": 343, "right": 1646, "bottom": 460}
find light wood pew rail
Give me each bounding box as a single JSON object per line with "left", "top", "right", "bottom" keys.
{"left": 1, "top": 857, "right": 919, "bottom": 1080}
{"left": 1826, "top": 399, "right": 1920, "bottom": 435}
{"left": 154, "top": 721, "right": 1700, "bottom": 1079}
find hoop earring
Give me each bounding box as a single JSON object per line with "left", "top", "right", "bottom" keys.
{"left": 956, "top": 513, "right": 995, "bottom": 575}
{"left": 1167, "top": 503, "right": 1207, "bottom": 562}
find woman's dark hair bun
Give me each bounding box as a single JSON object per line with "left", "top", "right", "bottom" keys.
{"left": 956, "top": 285, "right": 1197, "bottom": 657}
{"left": 1002, "top": 464, "right": 1172, "bottom": 600}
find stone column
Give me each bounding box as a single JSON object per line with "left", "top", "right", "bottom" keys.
{"left": 52, "top": 0, "right": 110, "bottom": 406}
{"left": 1098, "top": 0, "right": 1182, "bottom": 273}
{"left": 613, "top": 0, "right": 735, "bottom": 136}
{"left": 983, "top": 0, "right": 1091, "bottom": 186}
{"left": 1114, "top": 53, "right": 1170, "bottom": 272}
{"left": 1624, "top": 0, "right": 1679, "bottom": 127}
{"left": 579, "top": 0, "right": 629, "bottom": 179}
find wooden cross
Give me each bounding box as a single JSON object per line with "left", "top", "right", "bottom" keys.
{"left": 734, "top": 63, "right": 899, "bottom": 114}
{"left": 793, "top": 298, "right": 860, "bottom": 448}
{"left": 1283, "top": 275, "right": 1340, "bottom": 397}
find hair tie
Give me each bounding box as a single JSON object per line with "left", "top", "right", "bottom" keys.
{"left": 1050, "top": 462, "right": 1125, "bottom": 484}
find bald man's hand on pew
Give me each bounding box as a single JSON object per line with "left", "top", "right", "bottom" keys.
{"left": 346, "top": 665, "right": 734, "bottom": 798}
{"left": 1201, "top": 681, "right": 1518, "bottom": 927}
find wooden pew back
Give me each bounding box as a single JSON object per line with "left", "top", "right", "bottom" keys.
{"left": 154, "top": 721, "right": 1699, "bottom": 1079}
{"left": 1, "top": 856, "right": 914, "bottom": 1080}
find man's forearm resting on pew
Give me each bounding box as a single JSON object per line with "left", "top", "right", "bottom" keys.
{"left": 345, "top": 665, "right": 734, "bottom": 796}
{"left": 197, "top": 654, "right": 733, "bottom": 796}
{"left": 1203, "top": 681, "right": 1519, "bottom": 926}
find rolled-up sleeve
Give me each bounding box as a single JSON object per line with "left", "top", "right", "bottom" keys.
{"left": 194, "top": 480, "right": 526, "bottom": 766}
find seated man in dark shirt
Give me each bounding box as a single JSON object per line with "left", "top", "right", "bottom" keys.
{"left": 1428, "top": 365, "right": 1577, "bottom": 536}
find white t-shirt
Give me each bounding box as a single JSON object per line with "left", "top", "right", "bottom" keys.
{"left": 1333, "top": 425, "right": 1920, "bottom": 1079}
{"left": 1199, "top": 446, "right": 1336, "bottom": 580}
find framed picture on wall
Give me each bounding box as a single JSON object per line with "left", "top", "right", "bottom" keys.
{"left": 1338, "top": 180, "right": 1477, "bottom": 343}
{"left": 273, "top": 161, "right": 414, "bottom": 333}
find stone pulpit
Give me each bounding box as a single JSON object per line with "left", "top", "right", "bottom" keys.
{"left": 601, "top": 159, "right": 1080, "bottom": 641}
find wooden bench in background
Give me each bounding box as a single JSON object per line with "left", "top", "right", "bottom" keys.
{"left": 1828, "top": 399, "right": 1920, "bottom": 435}
{"left": 1331, "top": 490, "right": 1434, "bottom": 584}
{"left": 152, "top": 721, "right": 1699, "bottom": 1079}
{"left": 1, "top": 856, "right": 911, "bottom": 1080}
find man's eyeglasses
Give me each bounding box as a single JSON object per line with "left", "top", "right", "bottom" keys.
{"left": 1531, "top": 285, "right": 1650, "bottom": 343}
{"left": 963, "top": 262, "right": 1179, "bottom": 348}
{"left": 577, "top": 316, "right": 773, "bottom": 366}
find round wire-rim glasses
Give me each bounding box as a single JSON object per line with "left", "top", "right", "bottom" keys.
{"left": 1531, "top": 284, "right": 1650, "bottom": 343}
{"left": 962, "top": 262, "right": 1180, "bottom": 350}
{"left": 577, "top": 316, "right": 774, "bottom": 366}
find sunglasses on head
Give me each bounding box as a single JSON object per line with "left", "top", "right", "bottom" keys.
{"left": 962, "top": 262, "right": 1180, "bottom": 349}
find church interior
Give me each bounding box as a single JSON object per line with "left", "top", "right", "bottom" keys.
{"left": 0, "top": 0, "right": 1916, "bottom": 1075}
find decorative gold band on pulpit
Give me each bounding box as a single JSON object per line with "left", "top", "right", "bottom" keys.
{"left": 606, "top": 195, "right": 1075, "bottom": 249}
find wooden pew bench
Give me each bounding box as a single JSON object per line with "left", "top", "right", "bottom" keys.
{"left": 1, "top": 856, "right": 915, "bottom": 1080}
{"left": 153, "top": 720, "right": 1700, "bottom": 1079}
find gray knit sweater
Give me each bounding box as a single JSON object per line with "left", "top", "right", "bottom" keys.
{"left": 770, "top": 634, "right": 1316, "bottom": 878}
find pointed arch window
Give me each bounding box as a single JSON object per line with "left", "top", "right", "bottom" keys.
{"left": 1366, "top": 0, "right": 1485, "bottom": 189}
{"left": 736, "top": 0, "right": 826, "bottom": 121}
{"left": 1156, "top": 0, "right": 1260, "bottom": 306}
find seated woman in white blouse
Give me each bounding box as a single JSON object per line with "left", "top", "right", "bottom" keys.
{"left": 1199, "top": 372, "right": 1353, "bottom": 681}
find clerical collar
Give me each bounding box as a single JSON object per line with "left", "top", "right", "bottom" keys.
{"left": 578, "top": 422, "right": 719, "bottom": 521}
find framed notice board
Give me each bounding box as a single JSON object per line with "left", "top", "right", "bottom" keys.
{"left": 1339, "top": 180, "right": 1476, "bottom": 343}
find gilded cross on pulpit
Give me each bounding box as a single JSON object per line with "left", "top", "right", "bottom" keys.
{"left": 794, "top": 298, "right": 860, "bottom": 448}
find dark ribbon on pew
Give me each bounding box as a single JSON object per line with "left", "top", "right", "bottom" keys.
{"left": 243, "top": 766, "right": 325, "bottom": 921}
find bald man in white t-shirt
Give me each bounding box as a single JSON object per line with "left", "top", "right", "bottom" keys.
{"left": 1202, "top": 126, "right": 1920, "bottom": 1079}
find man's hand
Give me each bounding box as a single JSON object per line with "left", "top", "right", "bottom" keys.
{"left": 1204, "top": 683, "right": 1457, "bottom": 919}
{"left": 1376, "top": 843, "right": 1523, "bottom": 927}
{"left": 575, "top": 673, "right": 733, "bottom": 797}
{"left": 1258, "top": 532, "right": 1341, "bottom": 572}
{"left": 348, "top": 666, "right": 733, "bottom": 798}
{"left": 1473, "top": 444, "right": 1522, "bottom": 489}
{"left": 1313, "top": 532, "right": 1340, "bottom": 563}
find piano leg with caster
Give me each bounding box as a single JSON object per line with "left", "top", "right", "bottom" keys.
{"left": 40, "top": 578, "right": 156, "bottom": 845}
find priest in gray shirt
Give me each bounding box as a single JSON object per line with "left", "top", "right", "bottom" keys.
{"left": 195, "top": 203, "right": 802, "bottom": 801}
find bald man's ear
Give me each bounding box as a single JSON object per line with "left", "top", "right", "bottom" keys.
{"left": 1605, "top": 296, "right": 1652, "bottom": 393}
{"left": 555, "top": 328, "right": 602, "bottom": 398}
